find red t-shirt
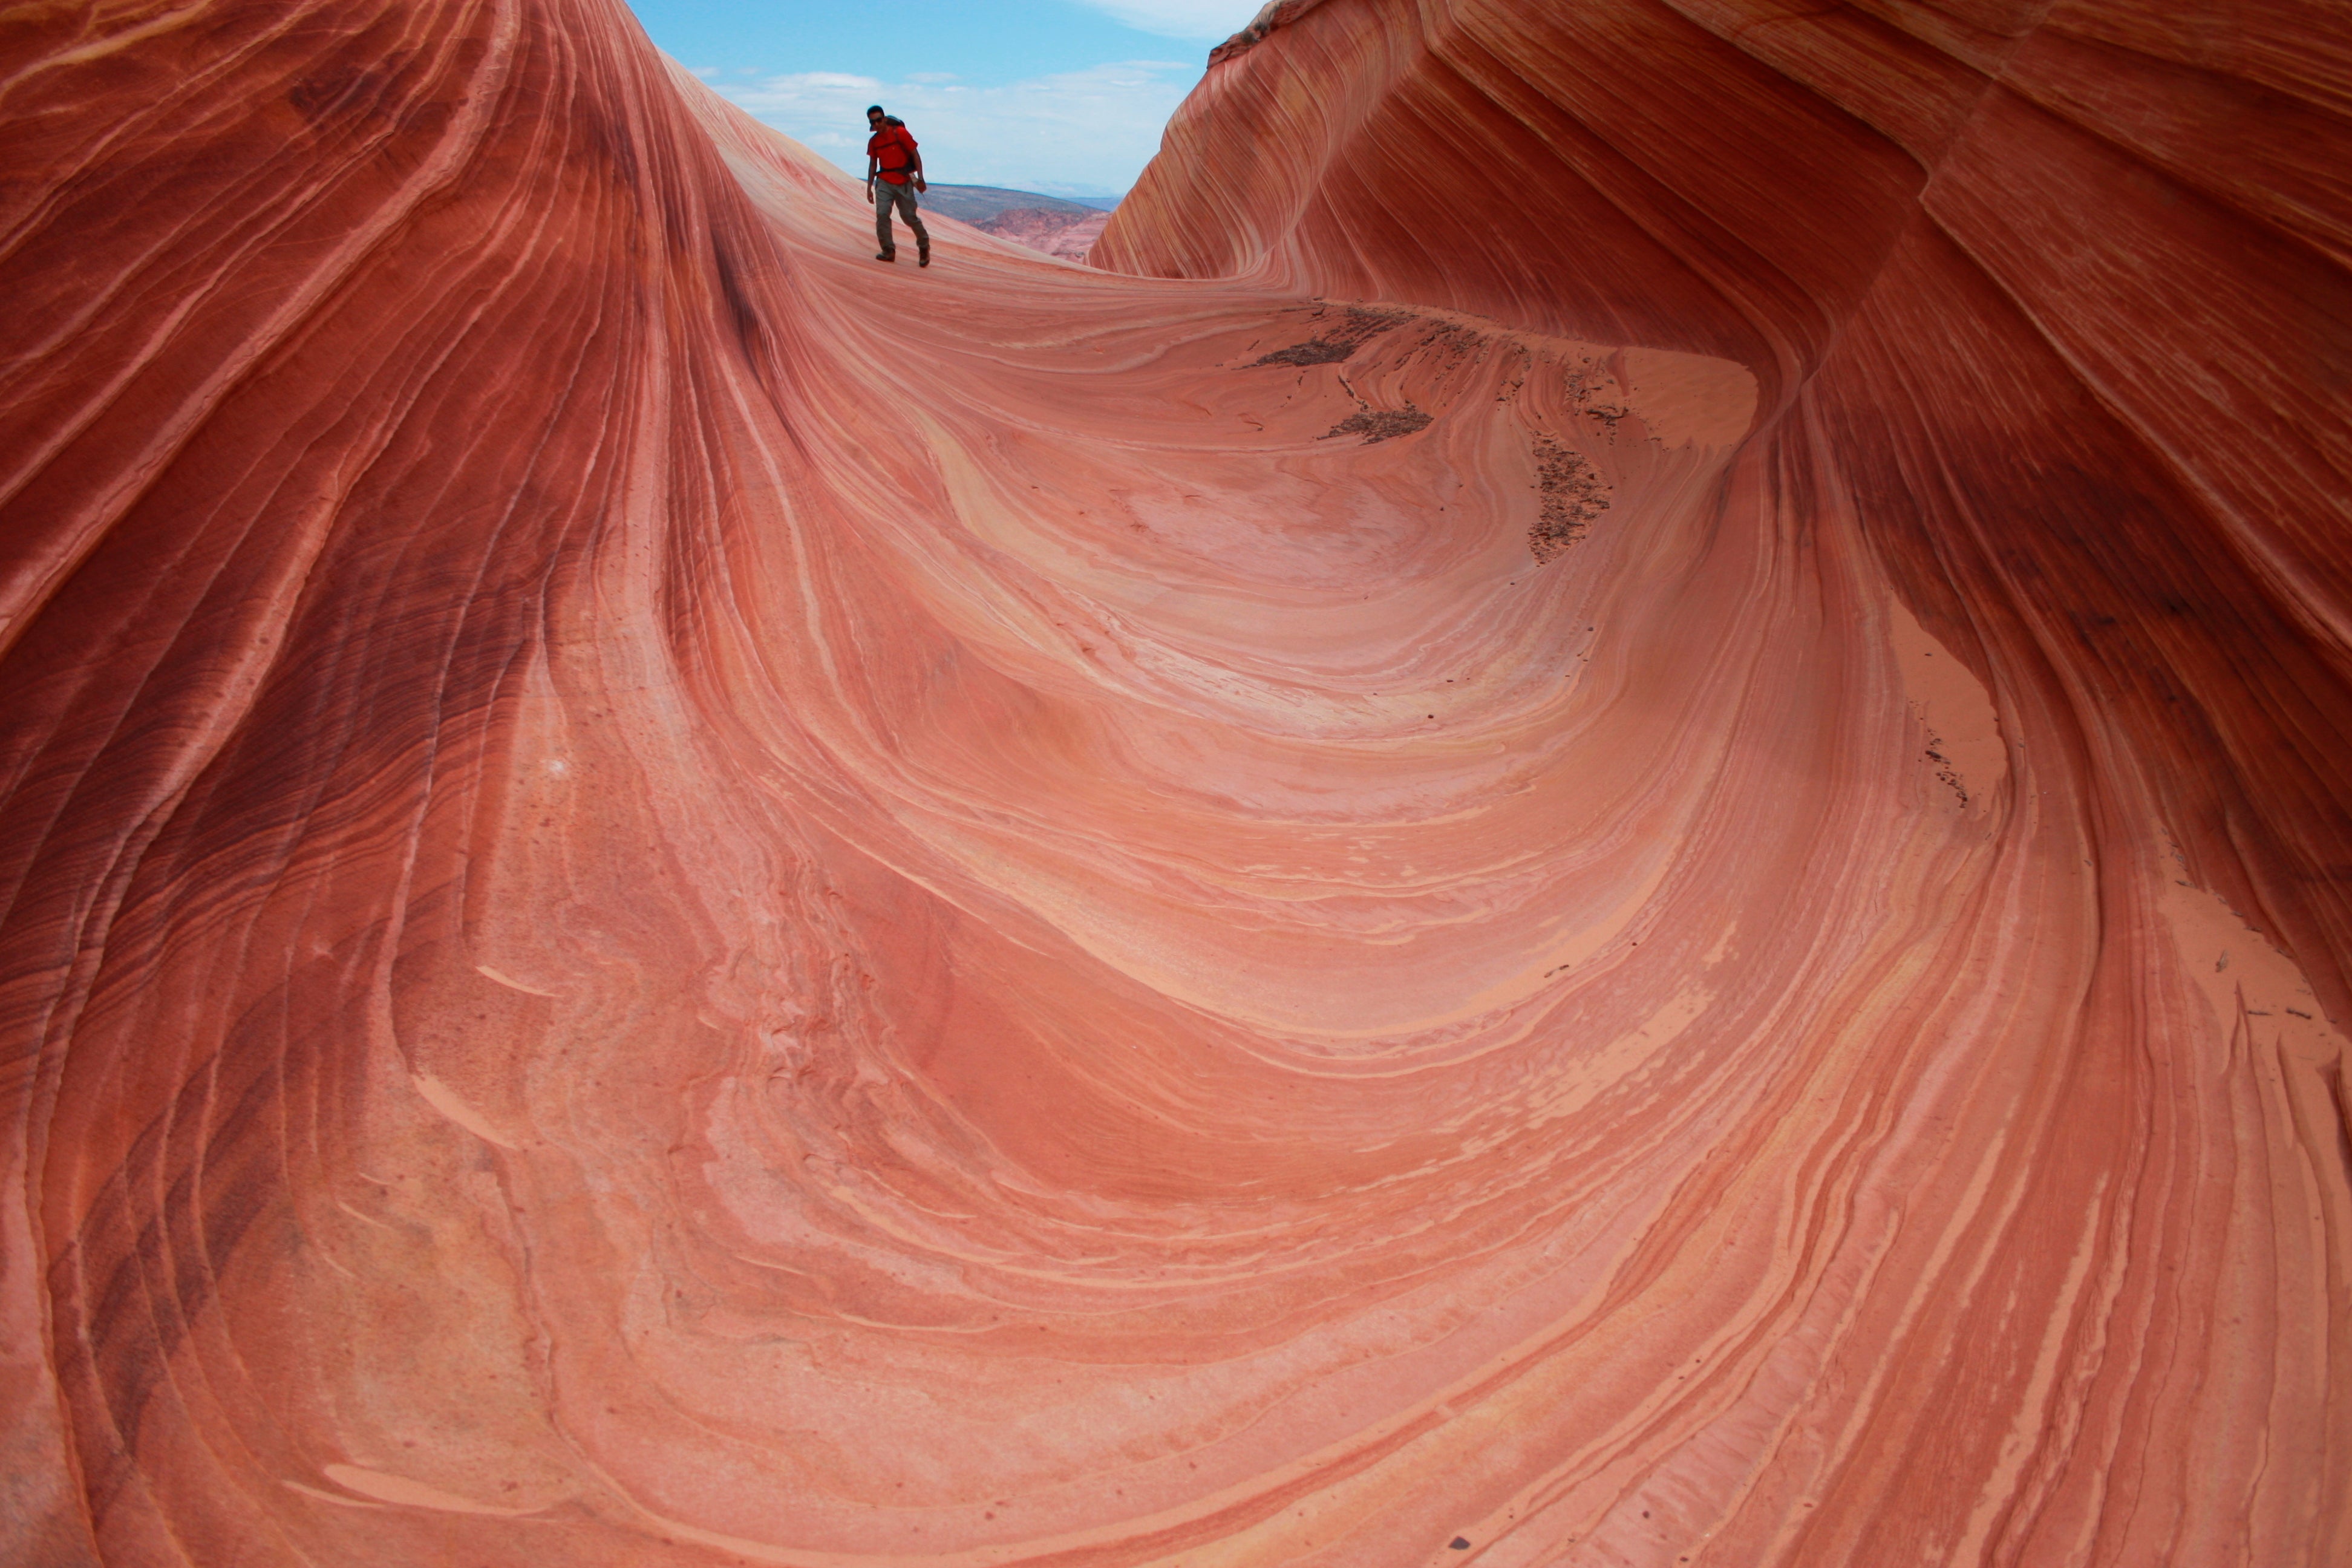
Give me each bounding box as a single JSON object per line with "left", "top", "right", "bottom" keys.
{"left": 868, "top": 125, "right": 918, "bottom": 185}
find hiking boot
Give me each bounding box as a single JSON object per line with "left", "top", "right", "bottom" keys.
{"left": 918, "top": 241, "right": 931, "bottom": 267}
{"left": 875, "top": 249, "right": 897, "bottom": 263}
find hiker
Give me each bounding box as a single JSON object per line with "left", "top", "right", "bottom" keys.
{"left": 864, "top": 105, "right": 929, "bottom": 266}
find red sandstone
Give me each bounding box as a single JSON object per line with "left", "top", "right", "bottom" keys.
{"left": 1, "top": 0, "right": 2347, "bottom": 1564}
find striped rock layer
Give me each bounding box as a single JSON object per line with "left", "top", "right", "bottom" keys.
{"left": 2, "top": 0, "right": 2347, "bottom": 1564}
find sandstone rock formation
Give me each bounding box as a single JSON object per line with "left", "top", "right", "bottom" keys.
{"left": 2, "top": 0, "right": 2346, "bottom": 1565}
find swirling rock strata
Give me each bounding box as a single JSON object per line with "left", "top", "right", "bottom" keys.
{"left": 2, "top": 1, "right": 2347, "bottom": 1566}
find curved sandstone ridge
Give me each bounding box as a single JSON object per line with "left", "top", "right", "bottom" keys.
{"left": 1, "top": 0, "right": 2346, "bottom": 1564}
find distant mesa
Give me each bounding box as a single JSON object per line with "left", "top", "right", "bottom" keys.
{"left": 923, "top": 183, "right": 1119, "bottom": 261}
{"left": 916, "top": 184, "right": 1113, "bottom": 223}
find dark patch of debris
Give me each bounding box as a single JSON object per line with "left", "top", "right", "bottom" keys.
{"left": 1396, "top": 316, "right": 1483, "bottom": 372}
{"left": 1923, "top": 735, "right": 1968, "bottom": 807}
{"left": 1256, "top": 339, "right": 1357, "bottom": 368}
{"left": 1323, "top": 404, "right": 1432, "bottom": 443}
{"left": 1530, "top": 435, "right": 1611, "bottom": 563}
{"left": 1252, "top": 305, "right": 1413, "bottom": 367}
{"left": 1561, "top": 358, "right": 1632, "bottom": 433}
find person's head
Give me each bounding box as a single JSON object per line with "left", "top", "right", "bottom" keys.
{"left": 866, "top": 105, "right": 885, "bottom": 128}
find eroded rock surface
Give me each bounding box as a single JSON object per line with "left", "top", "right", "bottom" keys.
{"left": 1, "top": 0, "right": 2346, "bottom": 1564}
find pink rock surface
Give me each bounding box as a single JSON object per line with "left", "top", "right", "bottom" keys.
{"left": 1, "top": 0, "right": 2347, "bottom": 1565}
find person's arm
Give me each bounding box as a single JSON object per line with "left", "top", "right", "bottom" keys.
{"left": 865, "top": 152, "right": 878, "bottom": 195}
{"left": 909, "top": 143, "right": 925, "bottom": 193}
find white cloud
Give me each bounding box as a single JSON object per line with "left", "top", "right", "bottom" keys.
{"left": 1068, "top": 0, "right": 1267, "bottom": 40}
{"left": 716, "top": 60, "right": 1201, "bottom": 197}
{"left": 768, "top": 70, "right": 883, "bottom": 93}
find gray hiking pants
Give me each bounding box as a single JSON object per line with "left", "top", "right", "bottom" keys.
{"left": 874, "top": 178, "right": 928, "bottom": 255}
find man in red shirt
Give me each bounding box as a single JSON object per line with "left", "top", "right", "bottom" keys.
{"left": 864, "top": 105, "right": 929, "bottom": 266}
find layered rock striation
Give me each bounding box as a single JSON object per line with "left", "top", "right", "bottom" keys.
{"left": 1, "top": 0, "right": 2347, "bottom": 1564}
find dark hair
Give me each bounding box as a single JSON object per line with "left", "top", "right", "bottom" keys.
{"left": 866, "top": 103, "right": 884, "bottom": 116}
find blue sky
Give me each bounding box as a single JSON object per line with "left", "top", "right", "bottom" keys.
{"left": 623, "top": 1, "right": 1267, "bottom": 197}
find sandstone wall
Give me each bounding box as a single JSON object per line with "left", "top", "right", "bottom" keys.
{"left": 2, "top": 0, "right": 2346, "bottom": 1563}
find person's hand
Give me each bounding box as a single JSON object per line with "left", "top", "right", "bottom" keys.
{"left": 913, "top": 175, "right": 926, "bottom": 193}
